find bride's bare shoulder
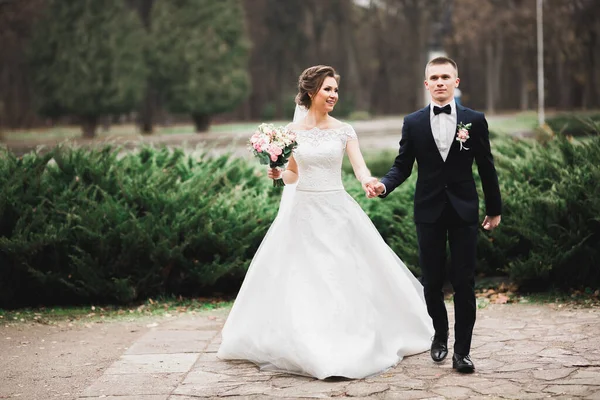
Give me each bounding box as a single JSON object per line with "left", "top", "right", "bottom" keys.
{"left": 326, "top": 117, "right": 350, "bottom": 130}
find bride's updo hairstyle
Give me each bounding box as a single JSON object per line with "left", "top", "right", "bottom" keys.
{"left": 295, "top": 65, "right": 340, "bottom": 109}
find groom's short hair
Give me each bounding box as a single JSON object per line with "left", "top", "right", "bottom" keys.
{"left": 425, "top": 57, "right": 458, "bottom": 78}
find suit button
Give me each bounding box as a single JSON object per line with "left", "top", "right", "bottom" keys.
{"left": 444, "top": 184, "right": 448, "bottom": 189}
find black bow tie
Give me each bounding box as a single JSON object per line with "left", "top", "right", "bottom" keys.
{"left": 433, "top": 104, "right": 451, "bottom": 115}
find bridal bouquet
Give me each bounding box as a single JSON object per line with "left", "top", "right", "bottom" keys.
{"left": 249, "top": 123, "right": 298, "bottom": 187}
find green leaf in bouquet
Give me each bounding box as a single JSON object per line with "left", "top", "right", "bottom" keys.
{"left": 258, "top": 152, "right": 270, "bottom": 165}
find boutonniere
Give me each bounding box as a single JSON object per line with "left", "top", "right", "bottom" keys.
{"left": 456, "top": 122, "right": 471, "bottom": 151}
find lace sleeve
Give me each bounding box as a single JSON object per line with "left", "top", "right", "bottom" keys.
{"left": 343, "top": 124, "right": 358, "bottom": 142}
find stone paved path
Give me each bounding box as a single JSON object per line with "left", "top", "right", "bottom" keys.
{"left": 78, "top": 304, "right": 600, "bottom": 399}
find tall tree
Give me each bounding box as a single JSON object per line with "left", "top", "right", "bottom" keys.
{"left": 28, "top": 0, "right": 147, "bottom": 138}
{"left": 0, "top": 0, "right": 45, "bottom": 131}
{"left": 127, "top": 0, "right": 157, "bottom": 134}
{"left": 151, "top": 0, "right": 251, "bottom": 132}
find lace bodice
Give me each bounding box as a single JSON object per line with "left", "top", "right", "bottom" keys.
{"left": 291, "top": 124, "right": 357, "bottom": 191}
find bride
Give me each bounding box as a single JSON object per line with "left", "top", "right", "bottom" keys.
{"left": 217, "top": 65, "right": 433, "bottom": 380}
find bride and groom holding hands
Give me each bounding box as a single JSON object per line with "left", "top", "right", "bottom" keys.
{"left": 217, "top": 56, "right": 502, "bottom": 379}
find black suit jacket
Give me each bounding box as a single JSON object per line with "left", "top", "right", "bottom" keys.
{"left": 380, "top": 104, "right": 502, "bottom": 224}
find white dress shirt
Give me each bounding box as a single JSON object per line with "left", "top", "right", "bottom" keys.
{"left": 380, "top": 100, "right": 457, "bottom": 195}
{"left": 430, "top": 99, "right": 457, "bottom": 162}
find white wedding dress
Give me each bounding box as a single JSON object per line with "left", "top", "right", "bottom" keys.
{"left": 217, "top": 124, "right": 434, "bottom": 379}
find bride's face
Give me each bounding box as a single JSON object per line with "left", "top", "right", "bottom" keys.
{"left": 311, "top": 76, "right": 338, "bottom": 113}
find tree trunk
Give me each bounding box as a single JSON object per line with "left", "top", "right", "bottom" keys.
{"left": 485, "top": 43, "right": 495, "bottom": 114}
{"left": 139, "top": 86, "right": 156, "bottom": 134}
{"left": 192, "top": 113, "right": 211, "bottom": 133}
{"left": 493, "top": 35, "right": 504, "bottom": 110}
{"left": 337, "top": 0, "right": 365, "bottom": 112}
{"left": 81, "top": 116, "right": 98, "bottom": 138}
{"left": 556, "top": 59, "right": 572, "bottom": 110}
{"left": 584, "top": 30, "right": 597, "bottom": 109}
{"left": 519, "top": 66, "right": 529, "bottom": 111}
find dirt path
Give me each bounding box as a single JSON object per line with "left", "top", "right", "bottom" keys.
{"left": 0, "top": 317, "right": 154, "bottom": 399}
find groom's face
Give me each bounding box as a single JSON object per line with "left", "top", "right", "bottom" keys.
{"left": 424, "top": 63, "right": 460, "bottom": 105}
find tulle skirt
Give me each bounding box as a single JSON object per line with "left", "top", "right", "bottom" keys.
{"left": 217, "top": 188, "right": 433, "bottom": 379}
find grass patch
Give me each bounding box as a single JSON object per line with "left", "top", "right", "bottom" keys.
{"left": 0, "top": 296, "right": 233, "bottom": 325}
{"left": 1, "top": 120, "right": 290, "bottom": 142}
{"left": 487, "top": 111, "right": 538, "bottom": 135}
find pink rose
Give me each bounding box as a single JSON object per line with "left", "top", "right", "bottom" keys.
{"left": 268, "top": 144, "right": 283, "bottom": 156}
{"left": 457, "top": 128, "right": 469, "bottom": 140}
{"left": 270, "top": 154, "right": 278, "bottom": 162}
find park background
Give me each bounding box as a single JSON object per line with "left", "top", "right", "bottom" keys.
{"left": 0, "top": 0, "right": 599, "bottom": 310}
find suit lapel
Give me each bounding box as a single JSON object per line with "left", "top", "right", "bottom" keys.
{"left": 446, "top": 104, "right": 466, "bottom": 162}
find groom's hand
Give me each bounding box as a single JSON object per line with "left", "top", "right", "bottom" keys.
{"left": 482, "top": 215, "right": 501, "bottom": 231}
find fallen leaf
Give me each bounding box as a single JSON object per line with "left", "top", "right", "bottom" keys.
{"left": 495, "top": 294, "right": 509, "bottom": 304}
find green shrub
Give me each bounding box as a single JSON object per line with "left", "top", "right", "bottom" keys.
{"left": 546, "top": 113, "right": 600, "bottom": 136}
{"left": 0, "top": 146, "right": 279, "bottom": 307}
{"left": 346, "top": 133, "right": 600, "bottom": 290}
{"left": 2, "top": 132, "right": 599, "bottom": 307}
{"left": 488, "top": 135, "right": 600, "bottom": 290}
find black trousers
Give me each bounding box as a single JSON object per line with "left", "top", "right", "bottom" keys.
{"left": 416, "top": 201, "right": 478, "bottom": 356}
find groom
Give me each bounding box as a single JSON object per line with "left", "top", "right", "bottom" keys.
{"left": 368, "top": 57, "right": 501, "bottom": 373}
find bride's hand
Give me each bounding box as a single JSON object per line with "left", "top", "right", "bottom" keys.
{"left": 361, "top": 177, "right": 378, "bottom": 197}
{"left": 268, "top": 168, "right": 282, "bottom": 180}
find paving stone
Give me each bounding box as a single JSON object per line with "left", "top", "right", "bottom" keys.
{"left": 81, "top": 396, "right": 168, "bottom": 400}
{"left": 584, "top": 390, "right": 600, "bottom": 400}
{"left": 156, "top": 317, "right": 223, "bottom": 331}
{"left": 105, "top": 353, "right": 199, "bottom": 374}
{"left": 431, "top": 386, "right": 476, "bottom": 399}
{"left": 80, "top": 373, "right": 182, "bottom": 397}
{"left": 497, "top": 362, "right": 541, "bottom": 372}
{"left": 471, "top": 358, "right": 506, "bottom": 373}
{"left": 345, "top": 382, "right": 391, "bottom": 397}
{"left": 501, "top": 342, "right": 547, "bottom": 356}
{"left": 498, "top": 391, "right": 552, "bottom": 399}
{"left": 532, "top": 367, "right": 576, "bottom": 380}
{"left": 537, "top": 354, "right": 592, "bottom": 367}
{"left": 270, "top": 375, "right": 315, "bottom": 388}
{"left": 78, "top": 306, "right": 600, "bottom": 399}
{"left": 381, "top": 390, "right": 442, "bottom": 399}
{"left": 537, "top": 347, "right": 575, "bottom": 357}
{"left": 571, "top": 368, "right": 600, "bottom": 378}
{"left": 261, "top": 380, "right": 350, "bottom": 398}
{"left": 173, "top": 381, "right": 243, "bottom": 397}
{"left": 545, "top": 384, "right": 597, "bottom": 396}
{"left": 126, "top": 330, "right": 212, "bottom": 354}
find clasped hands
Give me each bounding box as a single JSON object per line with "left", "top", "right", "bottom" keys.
{"left": 362, "top": 177, "right": 385, "bottom": 198}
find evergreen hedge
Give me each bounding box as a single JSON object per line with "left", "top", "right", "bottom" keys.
{"left": 1, "top": 133, "right": 599, "bottom": 307}
{"left": 546, "top": 113, "right": 600, "bottom": 137}
{"left": 0, "top": 146, "right": 277, "bottom": 307}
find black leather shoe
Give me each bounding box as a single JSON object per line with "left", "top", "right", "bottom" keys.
{"left": 430, "top": 334, "right": 448, "bottom": 362}
{"left": 452, "top": 354, "right": 475, "bottom": 373}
